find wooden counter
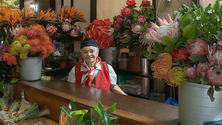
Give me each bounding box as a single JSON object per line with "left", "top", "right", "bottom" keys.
{"left": 13, "top": 79, "right": 179, "bottom": 125}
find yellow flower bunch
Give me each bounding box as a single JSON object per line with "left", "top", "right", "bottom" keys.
{"left": 11, "top": 35, "right": 30, "bottom": 60}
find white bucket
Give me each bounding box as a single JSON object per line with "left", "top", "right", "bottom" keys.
{"left": 99, "top": 47, "right": 117, "bottom": 67}
{"left": 179, "top": 82, "right": 222, "bottom": 125}
{"left": 18, "top": 57, "right": 42, "bottom": 81}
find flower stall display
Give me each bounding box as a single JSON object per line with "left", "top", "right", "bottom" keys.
{"left": 146, "top": 1, "right": 222, "bottom": 125}
{"left": 111, "top": 0, "right": 155, "bottom": 49}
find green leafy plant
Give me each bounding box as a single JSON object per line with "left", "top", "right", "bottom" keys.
{"left": 60, "top": 98, "right": 118, "bottom": 125}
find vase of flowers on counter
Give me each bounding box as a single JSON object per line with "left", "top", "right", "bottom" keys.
{"left": 111, "top": 0, "right": 156, "bottom": 72}
{"left": 146, "top": 1, "right": 222, "bottom": 125}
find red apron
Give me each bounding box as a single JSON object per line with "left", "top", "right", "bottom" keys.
{"left": 75, "top": 61, "right": 111, "bottom": 91}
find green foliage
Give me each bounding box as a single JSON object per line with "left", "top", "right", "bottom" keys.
{"left": 60, "top": 99, "right": 118, "bottom": 125}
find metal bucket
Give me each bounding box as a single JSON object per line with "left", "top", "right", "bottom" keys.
{"left": 179, "top": 82, "right": 222, "bottom": 125}
{"left": 18, "top": 57, "right": 42, "bottom": 81}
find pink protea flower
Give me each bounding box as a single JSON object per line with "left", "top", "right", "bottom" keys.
{"left": 197, "top": 61, "right": 210, "bottom": 75}
{"left": 46, "top": 24, "right": 57, "bottom": 34}
{"left": 137, "top": 16, "right": 146, "bottom": 24}
{"left": 9, "top": 25, "right": 23, "bottom": 36}
{"left": 70, "top": 25, "right": 82, "bottom": 37}
{"left": 140, "top": 13, "right": 178, "bottom": 46}
{"left": 27, "top": 29, "right": 37, "bottom": 39}
{"left": 184, "top": 64, "right": 197, "bottom": 80}
{"left": 131, "top": 24, "right": 144, "bottom": 34}
{"left": 186, "top": 38, "right": 208, "bottom": 56}
{"left": 126, "top": 0, "right": 136, "bottom": 7}
{"left": 207, "top": 66, "right": 222, "bottom": 85}
{"left": 121, "top": 6, "right": 132, "bottom": 16}
{"left": 61, "top": 22, "right": 71, "bottom": 32}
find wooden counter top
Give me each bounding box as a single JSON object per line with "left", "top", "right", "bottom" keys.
{"left": 14, "top": 79, "right": 179, "bottom": 125}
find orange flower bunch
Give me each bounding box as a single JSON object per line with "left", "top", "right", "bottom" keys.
{"left": 0, "top": 7, "right": 23, "bottom": 26}
{"left": 59, "top": 6, "right": 85, "bottom": 24}
{"left": 9, "top": 24, "right": 55, "bottom": 60}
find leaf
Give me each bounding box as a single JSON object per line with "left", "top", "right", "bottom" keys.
{"left": 70, "top": 110, "right": 88, "bottom": 116}
{"left": 164, "top": 45, "right": 176, "bottom": 53}
{"left": 98, "top": 101, "right": 105, "bottom": 114}
{"left": 215, "top": 86, "right": 222, "bottom": 91}
{"left": 189, "top": 54, "right": 208, "bottom": 63}
{"left": 129, "top": 50, "right": 137, "bottom": 56}
{"left": 69, "top": 98, "right": 77, "bottom": 111}
{"left": 93, "top": 103, "right": 102, "bottom": 117}
{"left": 161, "top": 36, "right": 177, "bottom": 45}
{"left": 0, "top": 79, "right": 5, "bottom": 93}
{"left": 147, "top": 54, "right": 158, "bottom": 60}
{"left": 207, "top": 86, "right": 215, "bottom": 102}
{"left": 123, "top": 37, "right": 132, "bottom": 42}
{"left": 179, "top": 12, "right": 190, "bottom": 29}
{"left": 104, "top": 112, "right": 110, "bottom": 125}
{"left": 106, "top": 103, "right": 116, "bottom": 114}
{"left": 123, "top": 21, "right": 131, "bottom": 26}
{"left": 60, "top": 107, "right": 72, "bottom": 118}
{"left": 141, "top": 48, "right": 150, "bottom": 57}
{"left": 77, "top": 114, "right": 85, "bottom": 124}
{"left": 10, "top": 77, "right": 19, "bottom": 84}
{"left": 151, "top": 44, "right": 164, "bottom": 53}
{"left": 183, "top": 24, "right": 200, "bottom": 39}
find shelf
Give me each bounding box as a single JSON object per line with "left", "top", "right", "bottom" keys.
{"left": 115, "top": 68, "right": 154, "bottom": 78}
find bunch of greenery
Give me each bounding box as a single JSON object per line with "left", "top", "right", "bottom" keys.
{"left": 60, "top": 99, "right": 118, "bottom": 125}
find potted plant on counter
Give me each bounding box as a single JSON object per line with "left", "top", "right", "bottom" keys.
{"left": 67, "top": 52, "right": 81, "bottom": 67}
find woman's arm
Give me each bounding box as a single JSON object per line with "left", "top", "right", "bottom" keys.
{"left": 110, "top": 84, "right": 127, "bottom": 95}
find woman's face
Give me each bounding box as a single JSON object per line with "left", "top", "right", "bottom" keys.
{"left": 81, "top": 46, "right": 99, "bottom": 66}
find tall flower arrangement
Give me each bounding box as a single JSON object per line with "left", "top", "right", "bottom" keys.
{"left": 53, "top": 6, "right": 85, "bottom": 50}
{"left": 111, "top": 0, "right": 155, "bottom": 49}
{"left": 148, "top": 1, "right": 222, "bottom": 102}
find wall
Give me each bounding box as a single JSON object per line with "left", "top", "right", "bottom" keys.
{"left": 155, "top": 0, "right": 191, "bottom": 20}
{"left": 97, "top": 0, "right": 152, "bottom": 21}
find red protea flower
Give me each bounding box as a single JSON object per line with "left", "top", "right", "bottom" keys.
{"left": 171, "top": 47, "right": 190, "bottom": 63}
{"left": 197, "top": 61, "right": 210, "bottom": 75}
{"left": 184, "top": 64, "right": 197, "bottom": 80}
{"left": 126, "top": 0, "right": 136, "bottom": 7}
{"left": 121, "top": 6, "right": 132, "bottom": 16}
{"left": 207, "top": 66, "right": 222, "bottom": 85}
{"left": 137, "top": 15, "right": 146, "bottom": 24}
{"left": 27, "top": 29, "right": 37, "bottom": 39}
{"left": 46, "top": 24, "right": 57, "bottom": 34}
{"left": 187, "top": 38, "right": 208, "bottom": 56}
{"left": 141, "top": 0, "right": 151, "bottom": 7}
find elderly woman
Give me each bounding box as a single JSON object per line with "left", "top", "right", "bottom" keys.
{"left": 67, "top": 35, "right": 127, "bottom": 95}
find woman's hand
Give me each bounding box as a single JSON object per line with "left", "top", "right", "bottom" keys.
{"left": 110, "top": 85, "right": 127, "bottom": 95}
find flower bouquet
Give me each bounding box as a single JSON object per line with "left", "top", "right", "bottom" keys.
{"left": 146, "top": 1, "right": 222, "bottom": 124}
{"left": 52, "top": 6, "right": 85, "bottom": 52}
{"left": 111, "top": 0, "right": 155, "bottom": 51}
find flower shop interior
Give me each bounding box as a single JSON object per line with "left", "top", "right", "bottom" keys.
{"left": 1, "top": 0, "right": 222, "bottom": 125}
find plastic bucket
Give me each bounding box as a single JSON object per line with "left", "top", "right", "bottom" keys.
{"left": 18, "top": 57, "right": 42, "bottom": 81}
{"left": 179, "top": 82, "right": 222, "bottom": 125}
